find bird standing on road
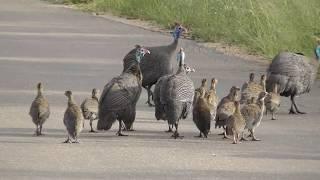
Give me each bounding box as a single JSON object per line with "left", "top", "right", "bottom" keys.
{"left": 123, "top": 22, "right": 187, "bottom": 106}
{"left": 98, "top": 46, "right": 150, "bottom": 136}
{"left": 265, "top": 84, "right": 281, "bottom": 120}
{"left": 193, "top": 88, "right": 211, "bottom": 138}
{"left": 29, "top": 82, "right": 50, "bottom": 136}
{"left": 225, "top": 101, "right": 245, "bottom": 144}
{"left": 81, "top": 88, "right": 99, "bottom": 132}
{"left": 266, "top": 44, "right": 320, "bottom": 114}
{"left": 63, "top": 90, "right": 83, "bottom": 143}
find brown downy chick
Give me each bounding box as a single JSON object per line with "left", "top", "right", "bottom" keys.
{"left": 81, "top": 88, "right": 99, "bottom": 132}
{"left": 225, "top": 101, "right": 245, "bottom": 144}
{"left": 265, "top": 84, "right": 281, "bottom": 120}
{"left": 215, "top": 86, "right": 241, "bottom": 137}
{"left": 63, "top": 90, "right": 83, "bottom": 143}
{"left": 241, "top": 74, "right": 266, "bottom": 104}
{"left": 206, "top": 78, "right": 219, "bottom": 120}
{"left": 241, "top": 91, "right": 268, "bottom": 141}
{"left": 29, "top": 82, "right": 50, "bottom": 136}
{"left": 192, "top": 89, "right": 211, "bottom": 138}
{"left": 194, "top": 78, "right": 207, "bottom": 104}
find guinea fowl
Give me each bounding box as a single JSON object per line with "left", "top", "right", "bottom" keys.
{"left": 154, "top": 62, "right": 195, "bottom": 132}
{"left": 97, "top": 46, "right": 150, "bottom": 136}
{"left": 265, "top": 84, "right": 281, "bottom": 120}
{"left": 123, "top": 23, "right": 187, "bottom": 106}
{"left": 156, "top": 49, "right": 194, "bottom": 138}
{"left": 215, "top": 86, "right": 241, "bottom": 138}
{"left": 266, "top": 44, "right": 320, "bottom": 114}
{"left": 241, "top": 91, "right": 268, "bottom": 141}
{"left": 205, "top": 78, "right": 219, "bottom": 121}
{"left": 63, "top": 91, "right": 83, "bottom": 143}
{"left": 29, "top": 82, "right": 50, "bottom": 136}
{"left": 192, "top": 88, "right": 211, "bottom": 138}
{"left": 225, "top": 101, "right": 246, "bottom": 144}
{"left": 81, "top": 88, "right": 99, "bottom": 132}
{"left": 241, "top": 74, "right": 266, "bottom": 104}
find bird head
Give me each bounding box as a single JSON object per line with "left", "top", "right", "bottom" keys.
{"left": 64, "top": 90, "right": 72, "bottom": 97}
{"left": 172, "top": 23, "right": 187, "bottom": 40}
{"left": 183, "top": 64, "right": 195, "bottom": 74}
{"left": 135, "top": 45, "right": 150, "bottom": 63}
{"left": 258, "top": 91, "right": 268, "bottom": 101}
{"left": 249, "top": 73, "right": 255, "bottom": 82}
{"left": 92, "top": 88, "right": 99, "bottom": 98}
{"left": 36, "top": 82, "right": 43, "bottom": 91}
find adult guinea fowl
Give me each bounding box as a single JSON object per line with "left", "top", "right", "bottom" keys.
{"left": 97, "top": 46, "right": 150, "bottom": 136}
{"left": 266, "top": 44, "right": 320, "bottom": 114}
{"left": 154, "top": 62, "right": 195, "bottom": 132}
{"left": 123, "top": 23, "right": 187, "bottom": 106}
{"left": 81, "top": 88, "right": 99, "bottom": 132}
{"left": 156, "top": 49, "right": 194, "bottom": 139}
{"left": 29, "top": 82, "right": 50, "bottom": 136}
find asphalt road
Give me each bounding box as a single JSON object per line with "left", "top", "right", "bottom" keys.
{"left": 0, "top": 0, "right": 320, "bottom": 179}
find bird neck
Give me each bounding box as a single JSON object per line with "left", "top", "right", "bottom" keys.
{"left": 168, "top": 38, "right": 179, "bottom": 52}
{"left": 36, "top": 89, "right": 43, "bottom": 97}
{"left": 68, "top": 96, "right": 76, "bottom": 106}
{"left": 210, "top": 83, "right": 216, "bottom": 91}
{"left": 315, "top": 45, "right": 320, "bottom": 60}
{"left": 92, "top": 95, "right": 98, "bottom": 101}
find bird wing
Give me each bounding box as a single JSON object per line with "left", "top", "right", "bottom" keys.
{"left": 166, "top": 74, "right": 195, "bottom": 102}
{"left": 100, "top": 73, "right": 140, "bottom": 111}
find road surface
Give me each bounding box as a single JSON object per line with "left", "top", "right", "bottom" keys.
{"left": 0, "top": 0, "right": 319, "bottom": 179}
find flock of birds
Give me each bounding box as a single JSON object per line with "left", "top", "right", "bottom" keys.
{"left": 29, "top": 23, "right": 320, "bottom": 144}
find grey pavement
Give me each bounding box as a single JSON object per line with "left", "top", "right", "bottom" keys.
{"left": 0, "top": 0, "right": 320, "bottom": 179}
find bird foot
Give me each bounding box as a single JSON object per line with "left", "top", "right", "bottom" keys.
{"left": 171, "top": 132, "right": 184, "bottom": 139}
{"left": 165, "top": 129, "right": 173, "bottom": 133}
{"left": 194, "top": 135, "right": 203, "bottom": 138}
{"left": 218, "top": 132, "right": 225, "bottom": 136}
{"left": 72, "top": 140, "right": 80, "bottom": 144}
{"left": 89, "top": 130, "right": 98, "bottom": 133}
{"left": 124, "top": 129, "right": 135, "bottom": 132}
{"left": 271, "top": 118, "right": 276, "bottom": 120}
{"left": 289, "top": 109, "right": 297, "bottom": 114}
{"left": 117, "top": 132, "right": 128, "bottom": 136}
{"left": 240, "top": 137, "right": 248, "bottom": 141}
{"left": 145, "top": 101, "right": 155, "bottom": 107}
{"left": 63, "top": 139, "right": 72, "bottom": 144}
{"left": 297, "top": 111, "right": 306, "bottom": 114}
{"left": 252, "top": 138, "right": 261, "bottom": 141}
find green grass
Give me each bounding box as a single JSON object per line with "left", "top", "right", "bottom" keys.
{"left": 48, "top": 0, "right": 320, "bottom": 76}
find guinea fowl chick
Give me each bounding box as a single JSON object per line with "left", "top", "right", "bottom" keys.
{"left": 241, "top": 74, "right": 266, "bottom": 104}
{"left": 241, "top": 91, "right": 268, "bottom": 141}
{"left": 63, "top": 90, "right": 83, "bottom": 143}
{"left": 81, "top": 88, "right": 99, "bottom": 132}
{"left": 215, "top": 86, "right": 241, "bottom": 138}
{"left": 193, "top": 89, "right": 211, "bottom": 138}
{"left": 194, "top": 78, "right": 207, "bottom": 104}
{"left": 225, "top": 101, "right": 245, "bottom": 144}
{"left": 29, "top": 82, "right": 50, "bottom": 136}
{"left": 265, "top": 84, "right": 281, "bottom": 120}
{"left": 205, "top": 78, "right": 219, "bottom": 120}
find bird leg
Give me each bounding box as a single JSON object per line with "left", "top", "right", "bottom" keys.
{"left": 89, "top": 119, "right": 97, "bottom": 133}
{"left": 271, "top": 112, "right": 276, "bottom": 120}
{"left": 63, "top": 136, "right": 72, "bottom": 143}
{"left": 117, "top": 120, "right": 128, "bottom": 136}
{"left": 165, "top": 123, "right": 173, "bottom": 133}
{"left": 145, "top": 86, "right": 155, "bottom": 107}
{"left": 291, "top": 95, "right": 306, "bottom": 114}
{"left": 232, "top": 133, "right": 237, "bottom": 144}
{"left": 34, "top": 125, "right": 40, "bottom": 136}
{"left": 171, "top": 123, "right": 183, "bottom": 139}
{"left": 73, "top": 137, "right": 80, "bottom": 143}
{"left": 39, "top": 124, "right": 44, "bottom": 135}
{"left": 250, "top": 129, "right": 261, "bottom": 141}
{"left": 194, "top": 132, "right": 203, "bottom": 138}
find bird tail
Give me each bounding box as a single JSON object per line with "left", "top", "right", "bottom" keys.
{"left": 97, "top": 112, "right": 116, "bottom": 130}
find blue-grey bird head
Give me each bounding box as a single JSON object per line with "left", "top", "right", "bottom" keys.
{"left": 172, "top": 23, "right": 187, "bottom": 40}
{"left": 135, "top": 45, "right": 150, "bottom": 63}
{"left": 315, "top": 45, "right": 320, "bottom": 60}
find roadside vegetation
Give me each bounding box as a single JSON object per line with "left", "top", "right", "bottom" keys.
{"left": 49, "top": 0, "right": 320, "bottom": 77}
